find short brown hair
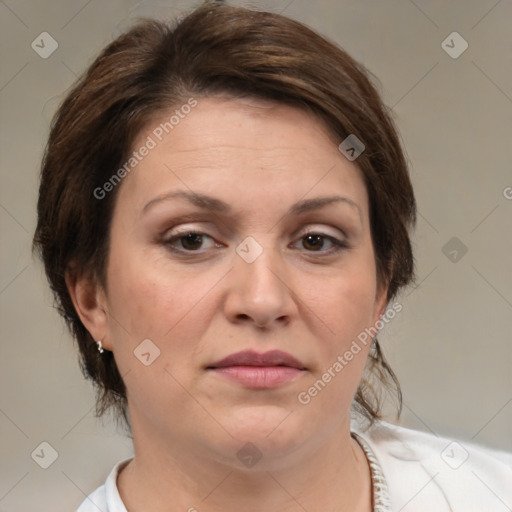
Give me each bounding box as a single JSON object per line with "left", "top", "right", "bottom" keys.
{"left": 33, "top": 1, "right": 415, "bottom": 428}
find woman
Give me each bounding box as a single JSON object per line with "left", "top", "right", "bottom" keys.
{"left": 33, "top": 2, "right": 511, "bottom": 511}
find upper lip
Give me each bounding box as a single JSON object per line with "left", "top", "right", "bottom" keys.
{"left": 207, "top": 350, "right": 306, "bottom": 370}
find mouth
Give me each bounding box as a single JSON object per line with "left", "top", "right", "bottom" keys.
{"left": 206, "top": 350, "right": 307, "bottom": 389}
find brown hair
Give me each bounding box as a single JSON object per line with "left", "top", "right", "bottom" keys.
{"left": 33, "top": 1, "right": 415, "bottom": 428}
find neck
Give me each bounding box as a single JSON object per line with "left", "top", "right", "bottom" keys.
{"left": 117, "top": 416, "right": 372, "bottom": 512}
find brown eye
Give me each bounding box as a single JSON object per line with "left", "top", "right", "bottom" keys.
{"left": 179, "top": 233, "right": 204, "bottom": 251}
{"left": 163, "top": 231, "right": 217, "bottom": 253}
{"left": 302, "top": 234, "right": 326, "bottom": 251}
{"left": 292, "top": 231, "right": 349, "bottom": 255}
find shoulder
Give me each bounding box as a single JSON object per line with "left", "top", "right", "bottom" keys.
{"left": 75, "top": 485, "right": 107, "bottom": 512}
{"left": 75, "top": 458, "right": 132, "bottom": 512}
{"left": 353, "top": 419, "right": 512, "bottom": 511}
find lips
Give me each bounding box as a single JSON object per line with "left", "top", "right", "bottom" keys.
{"left": 207, "top": 350, "right": 306, "bottom": 389}
{"left": 207, "top": 350, "right": 306, "bottom": 370}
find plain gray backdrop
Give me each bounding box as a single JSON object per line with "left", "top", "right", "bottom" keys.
{"left": 1, "top": 0, "right": 511, "bottom": 510}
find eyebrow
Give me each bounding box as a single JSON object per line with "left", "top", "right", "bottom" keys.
{"left": 142, "top": 190, "right": 361, "bottom": 220}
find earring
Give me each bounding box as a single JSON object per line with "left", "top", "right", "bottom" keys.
{"left": 97, "top": 341, "right": 104, "bottom": 354}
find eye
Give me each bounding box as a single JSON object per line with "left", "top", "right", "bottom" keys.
{"left": 293, "top": 232, "right": 348, "bottom": 254}
{"left": 161, "top": 228, "right": 348, "bottom": 256}
{"left": 163, "top": 231, "right": 219, "bottom": 252}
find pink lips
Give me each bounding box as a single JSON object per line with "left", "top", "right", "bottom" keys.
{"left": 207, "top": 350, "right": 306, "bottom": 389}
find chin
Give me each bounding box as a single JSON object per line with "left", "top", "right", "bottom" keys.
{"left": 217, "top": 405, "right": 310, "bottom": 462}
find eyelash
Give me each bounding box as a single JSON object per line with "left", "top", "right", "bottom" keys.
{"left": 162, "top": 230, "right": 349, "bottom": 256}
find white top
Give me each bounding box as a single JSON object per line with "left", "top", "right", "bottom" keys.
{"left": 76, "top": 420, "right": 512, "bottom": 511}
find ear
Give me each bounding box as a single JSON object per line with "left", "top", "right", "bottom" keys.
{"left": 65, "top": 267, "right": 111, "bottom": 350}
{"left": 371, "top": 282, "right": 389, "bottom": 328}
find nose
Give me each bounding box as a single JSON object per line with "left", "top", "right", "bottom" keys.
{"left": 223, "top": 243, "right": 298, "bottom": 329}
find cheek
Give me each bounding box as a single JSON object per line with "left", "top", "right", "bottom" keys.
{"left": 306, "top": 262, "right": 379, "bottom": 343}
{"left": 103, "top": 259, "right": 210, "bottom": 412}
{"left": 107, "top": 237, "right": 176, "bottom": 329}
{"left": 105, "top": 245, "right": 222, "bottom": 360}
{"left": 296, "top": 268, "right": 376, "bottom": 421}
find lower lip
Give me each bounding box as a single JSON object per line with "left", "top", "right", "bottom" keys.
{"left": 209, "top": 366, "right": 303, "bottom": 388}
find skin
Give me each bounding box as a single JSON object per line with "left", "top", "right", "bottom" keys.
{"left": 68, "top": 96, "right": 389, "bottom": 512}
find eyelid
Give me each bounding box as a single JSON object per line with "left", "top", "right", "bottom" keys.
{"left": 163, "top": 222, "right": 346, "bottom": 240}
{"left": 162, "top": 225, "right": 219, "bottom": 242}
{"left": 293, "top": 223, "right": 348, "bottom": 241}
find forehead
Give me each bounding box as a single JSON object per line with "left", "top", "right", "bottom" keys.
{"left": 116, "top": 96, "right": 368, "bottom": 219}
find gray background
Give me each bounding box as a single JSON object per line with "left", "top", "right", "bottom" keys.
{"left": 1, "top": 0, "right": 511, "bottom": 510}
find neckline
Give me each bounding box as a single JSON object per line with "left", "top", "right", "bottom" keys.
{"left": 351, "top": 432, "right": 393, "bottom": 512}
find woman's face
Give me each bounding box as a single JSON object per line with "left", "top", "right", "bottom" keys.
{"left": 94, "top": 96, "right": 387, "bottom": 467}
